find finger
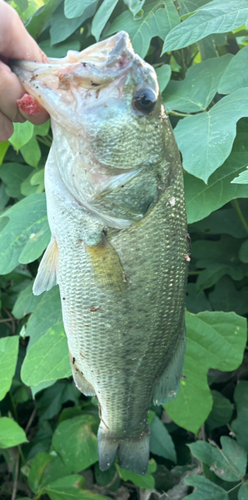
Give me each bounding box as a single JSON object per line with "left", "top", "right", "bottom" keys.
{"left": 0, "top": 110, "right": 13, "bottom": 142}
{"left": 0, "top": 61, "right": 49, "bottom": 125}
{"left": 0, "top": 1, "right": 44, "bottom": 63}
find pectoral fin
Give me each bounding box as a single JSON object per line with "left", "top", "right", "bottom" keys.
{"left": 86, "top": 233, "right": 127, "bottom": 292}
{"left": 33, "top": 236, "right": 58, "bottom": 295}
{"left": 153, "top": 327, "right": 186, "bottom": 405}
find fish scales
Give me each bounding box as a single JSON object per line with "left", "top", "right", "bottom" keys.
{"left": 13, "top": 31, "right": 188, "bottom": 475}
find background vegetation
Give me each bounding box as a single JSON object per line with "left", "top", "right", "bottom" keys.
{"left": 1, "top": 0, "right": 248, "bottom": 498}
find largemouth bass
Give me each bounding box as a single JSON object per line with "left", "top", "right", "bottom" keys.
{"left": 13, "top": 32, "right": 189, "bottom": 475}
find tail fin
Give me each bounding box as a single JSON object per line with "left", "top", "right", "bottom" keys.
{"left": 98, "top": 424, "right": 150, "bottom": 475}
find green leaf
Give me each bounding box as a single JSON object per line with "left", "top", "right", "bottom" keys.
{"left": 64, "top": 0, "right": 96, "bottom": 19}
{"left": 190, "top": 207, "right": 248, "bottom": 239}
{"left": 239, "top": 239, "right": 248, "bottom": 263}
{"left": 106, "top": 0, "right": 180, "bottom": 58}
{"left": 162, "top": 0, "right": 248, "bottom": 53}
{"left": 0, "top": 417, "right": 28, "bottom": 448}
{"left": 25, "top": 286, "right": 62, "bottom": 348}
{"left": 150, "top": 414, "right": 177, "bottom": 462}
{"left": 165, "top": 311, "right": 247, "bottom": 433}
{"left": 231, "top": 381, "right": 248, "bottom": 453}
{"left": 0, "top": 336, "right": 19, "bottom": 401}
{"left": 184, "top": 475, "right": 228, "bottom": 500}
{"left": 116, "top": 459, "right": 156, "bottom": 489}
{"left": 44, "top": 475, "right": 111, "bottom": 500}
{"left": 20, "top": 136, "right": 41, "bottom": 167}
{"left": 124, "top": 0, "right": 146, "bottom": 17}
{"left": 12, "top": 281, "right": 42, "bottom": 319}
{"left": 9, "top": 122, "right": 34, "bottom": 151}
{"left": 21, "top": 322, "right": 71, "bottom": 387}
{"left": 238, "top": 482, "right": 248, "bottom": 500}
{"left": 0, "top": 141, "right": 9, "bottom": 165}
{"left": 52, "top": 415, "right": 98, "bottom": 472}
{"left": 163, "top": 54, "right": 232, "bottom": 113}
{"left": 28, "top": 452, "right": 72, "bottom": 493}
{"left": 156, "top": 65, "right": 171, "bottom": 93}
{"left": 189, "top": 436, "right": 246, "bottom": 481}
{"left": 50, "top": 3, "right": 97, "bottom": 45}
{"left": 179, "top": 0, "right": 209, "bottom": 17}
{"left": 25, "top": 0, "right": 62, "bottom": 39}
{"left": 206, "top": 390, "right": 234, "bottom": 431}
{"left": 175, "top": 88, "right": 248, "bottom": 182}
{"left": 219, "top": 45, "right": 248, "bottom": 94}
{"left": 209, "top": 277, "right": 248, "bottom": 315}
{"left": 92, "top": 0, "right": 119, "bottom": 42}
{"left": 0, "top": 163, "right": 33, "bottom": 199}
{"left": 21, "top": 168, "right": 45, "bottom": 197}
{"left": 39, "top": 40, "right": 80, "bottom": 58}
{"left": 185, "top": 138, "right": 248, "bottom": 224}
{"left": 34, "top": 121, "right": 51, "bottom": 137}
{"left": 0, "top": 193, "right": 50, "bottom": 274}
{"left": 38, "top": 380, "right": 79, "bottom": 420}
{"left": 231, "top": 167, "right": 248, "bottom": 184}
{"left": 186, "top": 283, "right": 212, "bottom": 314}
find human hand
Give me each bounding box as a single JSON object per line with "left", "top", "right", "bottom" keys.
{"left": 0, "top": 0, "right": 49, "bottom": 142}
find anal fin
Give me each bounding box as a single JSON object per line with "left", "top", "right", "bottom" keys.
{"left": 33, "top": 236, "right": 58, "bottom": 295}
{"left": 153, "top": 327, "right": 186, "bottom": 405}
{"left": 69, "top": 351, "right": 95, "bottom": 396}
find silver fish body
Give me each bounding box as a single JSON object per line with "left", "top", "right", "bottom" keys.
{"left": 13, "top": 32, "right": 189, "bottom": 475}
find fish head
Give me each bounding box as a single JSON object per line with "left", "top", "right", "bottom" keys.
{"left": 13, "top": 32, "right": 165, "bottom": 174}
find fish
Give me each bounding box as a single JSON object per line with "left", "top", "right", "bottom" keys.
{"left": 13, "top": 31, "right": 189, "bottom": 475}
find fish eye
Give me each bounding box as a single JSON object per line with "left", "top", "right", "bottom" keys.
{"left": 132, "top": 88, "right": 157, "bottom": 114}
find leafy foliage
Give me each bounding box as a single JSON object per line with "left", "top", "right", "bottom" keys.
{"left": 1, "top": 1, "right": 248, "bottom": 499}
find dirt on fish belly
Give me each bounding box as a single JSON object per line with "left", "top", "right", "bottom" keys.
{"left": 13, "top": 31, "right": 189, "bottom": 475}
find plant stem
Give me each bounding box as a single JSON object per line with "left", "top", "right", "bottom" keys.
{"left": 232, "top": 199, "right": 248, "bottom": 234}
{"left": 18, "top": 445, "right": 26, "bottom": 465}
{"left": 227, "top": 481, "right": 243, "bottom": 494}
{"left": 11, "top": 449, "right": 19, "bottom": 500}
{"left": 168, "top": 110, "right": 191, "bottom": 117}
{"left": 9, "top": 390, "right": 18, "bottom": 422}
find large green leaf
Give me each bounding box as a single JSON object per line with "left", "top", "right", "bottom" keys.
{"left": 156, "top": 65, "right": 171, "bottom": 93}
{"left": 0, "top": 417, "right": 28, "bottom": 448}
{"left": 179, "top": 0, "right": 209, "bottom": 16}
{"left": 25, "top": 0, "right": 62, "bottom": 39}
{"left": 184, "top": 139, "right": 248, "bottom": 224}
{"left": 20, "top": 136, "right": 41, "bottom": 168}
{"left": 106, "top": 0, "right": 180, "bottom": 58}
{"left": 206, "top": 390, "right": 234, "bottom": 431}
{"left": 190, "top": 207, "right": 248, "bottom": 239}
{"left": 116, "top": 459, "right": 156, "bottom": 489}
{"left": 0, "top": 336, "right": 19, "bottom": 401}
{"left": 165, "top": 311, "right": 247, "bottom": 433}
{"left": 23, "top": 286, "right": 62, "bottom": 348}
{"left": 231, "top": 168, "right": 248, "bottom": 184}
{"left": 28, "top": 452, "right": 72, "bottom": 493}
{"left": 175, "top": 88, "right": 248, "bottom": 182}
{"left": 12, "top": 281, "right": 42, "bottom": 319}
{"left": 64, "top": 0, "right": 96, "bottom": 19}
{"left": 0, "top": 141, "right": 9, "bottom": 166}
{"left": 162, "top": 0, "right": 248, "bottom": 53}
{"left": 52, "top": 415, "right": 98, "bottom": 472}
{"left": 239, "top": 482, "right": 248, "bottom": 500}
{"left": 231, "top": 381, "right": 248, "bottom": 453}
{"left": 0, "top": 193, "right": 50, "bottom": 274}
{"left": 9, "top": 122, "right": 34, "bottom": 151}
{"left": 209, "top": 277, "right": 248, "bottom": 315}
{"left": 189, "top": 437, "right": 247, "bottom": 481}
{"left": 44, "top": 477, "right": 111, "bottom": 500}
{"left": 163, "top": 54, "right": 232, "bottom": 113}
{"left": 0, "top": 163, "right": 32, "bottom": 199}
{"left": 219, "top": 45, "right": 248, "bottom": 95}
{"left": 21, "top": 322, "right": 71, "bottom": 387}
{"left": 50, "top": 2, "right": 97, "bottom": 44}
{"left": 150, "top": 413, "right": 177, "bottom": 463}
{"left": 124, "top": 0, "right": 146, "bottom": 17}
{"left": 92, "top": 0, "right": 119, "bottom": 41}
{"left": 184, "top": 475, "right": 228, "bottom": 500}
